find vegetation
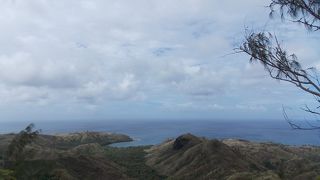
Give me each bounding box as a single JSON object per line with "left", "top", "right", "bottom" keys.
{"left": 105, "top": 146, "right": 166, "bottom": 180}
{"left": 1, "top": 125, "right": 320, "bottom": 179}
{"left": 43, "top": 131, "right": 132, "bottom": 150}
{"left": 147, "top": 134, "right": 320, "bottom": 179}
{"left": 0, "top": 169, "right": 15, "bottom": 180}
{"left": 0, "top": 124, "right": 160, "bottom": 179}
{"left": 239, "top": 0, "right": 320, "bottom": 129}
{"left": 6, "top": 123, "right": 40, "bottom": 162}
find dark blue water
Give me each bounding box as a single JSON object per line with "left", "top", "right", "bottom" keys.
{"left": 1, "top": 120, "right": 319, "bottom": 146}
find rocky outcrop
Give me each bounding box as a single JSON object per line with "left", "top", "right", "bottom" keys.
{"left": 172, "top": 133, "right": 202, "bottom": 150}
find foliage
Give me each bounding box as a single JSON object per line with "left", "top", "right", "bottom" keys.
{"left": 239, "top": 0, "right": 320, "bottom": 129}
{"left": 104, "top": 146, "right": 166, "bottom": 180}
{"left": 6, "top": 123, "right": 40, "bottom": 161}
{"left": 240, "top": 32, "right": 320, "bottom": 98}
{"left": 269, "top": 0, "right": 320, "bottom": 31}
{"left": 0, "top": 169, "right": 15, "bottom": 180}
{"left": 13, "top": 160, "right": 56, "bottom": 180}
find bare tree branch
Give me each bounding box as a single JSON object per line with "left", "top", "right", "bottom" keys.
{"left": 283, "top": 106, "right": 320, "bottom": 130}
{"left": 239, "top": 31, "right": 320, "bottom": 98}
{"left": 240, "top": 0, "right": 320, "bottom": 130}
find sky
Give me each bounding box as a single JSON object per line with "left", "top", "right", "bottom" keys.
{"left": 0, "top": 0, "right": 319, "bottom": 122}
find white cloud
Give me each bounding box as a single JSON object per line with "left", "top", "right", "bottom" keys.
{"left": 0, "top": 0, "right": 317, "bottom": 120}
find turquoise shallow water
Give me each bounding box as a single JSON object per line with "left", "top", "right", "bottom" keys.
{"left": 0, "top": 119, "right": 319, "bottom": 146}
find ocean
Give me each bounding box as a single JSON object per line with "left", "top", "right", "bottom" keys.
{"left": 1, "top": 119, "right": 320, "bottom": 146}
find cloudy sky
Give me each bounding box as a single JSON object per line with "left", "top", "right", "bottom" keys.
{"left": 0, "top": 0, "right": 319, "bottom": 122}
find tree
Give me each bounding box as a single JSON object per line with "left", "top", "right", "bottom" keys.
{"left": 6, "top": 123, "right": 40, "bottom": 162}
{"left": 239, "top": 0, "right": 320, "bottom": 129}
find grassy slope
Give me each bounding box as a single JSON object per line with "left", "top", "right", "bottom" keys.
{"left": 147, "top": 134, "right": 320, "bottom": 180}
{"left": 3, "top": 132, "right": 320, "bottom": 179}
{"left": 0, "top": 132, "right": 157, "bottom": 180}
{"left": 1, "top": 145, "right": 164, "bottom": 179}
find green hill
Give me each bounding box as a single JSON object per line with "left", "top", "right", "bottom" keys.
{"left": 1, "top": 131, "right": 320, "bottom": 179}
{"left": 146, "top": 134, "right": 320, "bottom": 180}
